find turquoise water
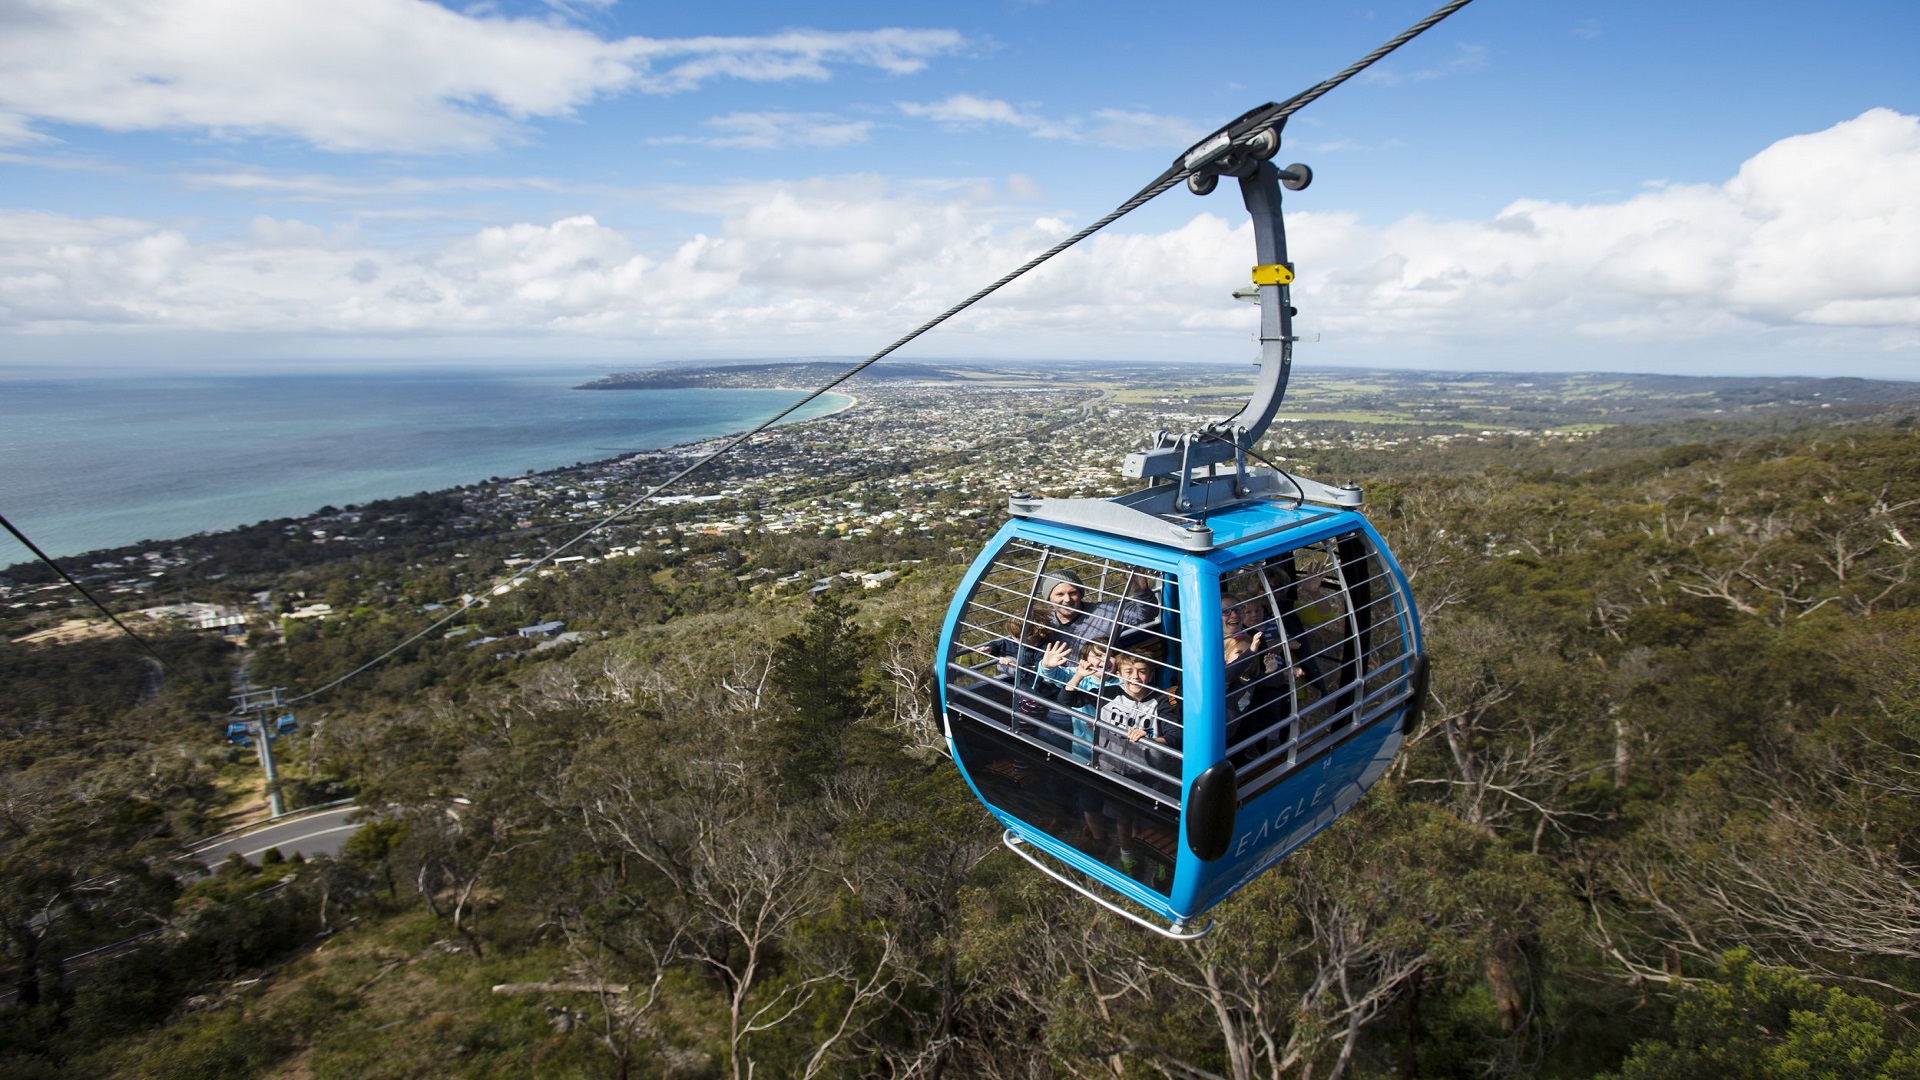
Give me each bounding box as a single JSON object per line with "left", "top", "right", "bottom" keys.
{"left": 0, "top": 369, "right": 848, "bottom": 560}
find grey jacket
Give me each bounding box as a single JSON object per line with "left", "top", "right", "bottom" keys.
{"left": 1092, "top": 690, "right": 1183, "bottom": 794}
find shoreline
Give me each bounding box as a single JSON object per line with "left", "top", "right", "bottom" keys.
{"left": 3, "top": 384, "right": 857, "bottom": 570}
{"left": 600, "top": 388, "right": 857, "bottom": 454}
{"left": 809, "top": 390, "right": 859, "bottom": 419}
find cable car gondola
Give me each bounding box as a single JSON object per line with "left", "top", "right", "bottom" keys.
{"left": 935, "top": 133, "right": 1427, "bottom": 937}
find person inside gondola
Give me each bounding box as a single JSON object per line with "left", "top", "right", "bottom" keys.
{"left": 1291, "top": 574, "right": 1346, "bottom": 695}
{"left": 975, "top": 615, "right": 1067, "bottom": 743}
{"left": 1039, "top": 639, "right": 1116, "bottom": 850}
{"left": 1065, "top": 648, "right": 1182, "bottom": 880}
{"left": 1221, "top": 594, "right": 1267, "bottom": 668}
{"left": 1225, "top": 622, "right": 1284, "bottom": 764}
{"left": 1039, "top": 639, "right": 1109, "bottom": 766}
{"left": 1037, "top": 568, "right": 1159, "bottom": 657}
{"left": 1232, "top": 577, "right": 1326, "bottom": 690}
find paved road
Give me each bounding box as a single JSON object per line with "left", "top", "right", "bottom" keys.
{"left": 187, "top": 805, "right": 365, "bottom": 865}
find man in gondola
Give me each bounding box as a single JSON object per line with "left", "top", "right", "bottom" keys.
{"left": 1035, "top": 568, "right": 1160, "bottom": 657}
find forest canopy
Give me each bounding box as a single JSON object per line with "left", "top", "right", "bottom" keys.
{"left": 2, "top": 406, "right": 1917, "bottom": 1079}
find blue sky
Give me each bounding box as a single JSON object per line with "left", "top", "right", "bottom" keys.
{"left": 1, "top": 0, "right": 1915, "bottom": 378}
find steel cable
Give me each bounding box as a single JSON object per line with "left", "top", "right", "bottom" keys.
{"left": 1272, "top": 0, "right": 1479, "bottom": 123}
{"left": 0, "top": 509, "right": 174, "bottom": 671}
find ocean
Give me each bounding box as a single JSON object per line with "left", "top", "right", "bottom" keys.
{"left": 0, "top": 368, "right": 850, "bottom": 561}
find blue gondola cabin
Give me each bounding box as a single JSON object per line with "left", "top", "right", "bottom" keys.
{"left": 937, "top": 482, "right": 1424, "bottom": 932}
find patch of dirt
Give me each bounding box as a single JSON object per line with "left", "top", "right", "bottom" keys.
{"left": 13, "top": 618, "right": 121, "bottom": 645}
{"left": 210, "top": 773, "right": 273, "bottom": 831}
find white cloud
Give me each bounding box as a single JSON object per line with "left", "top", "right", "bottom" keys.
{"left": 900, "top": 94, "right": 1022, "bottom": 126}
{"left": 1006, "top": 173, "right": 1044, "bottom": 200}
{"left": 2, "top": 111, "right": 1915, "bottom": 374}
{"left": 898, "top": 94, "right": 1072, "bottom": 139}
{"left": 0, "top": 111, "right": 54, "bottom": 147}
{"left": 181, "top": 170, "right": 558, "bottom": 200}
{"left": 898, "top": 94, "right": 1197, "bottom": 150}
{"left": 0, "top": 0, "right": 964, "bottom": 152}
{"left": 652, "top": 111, "right": 875, "bottom": 150}
{"left": 629, "top": 28, "right": 961, "bottom": 90}
{"left": 1293, "top": 108, "right": 1920, "bottom": 354}
{"left": 1086, "top": 109, "right": 1203, "bottom": 151}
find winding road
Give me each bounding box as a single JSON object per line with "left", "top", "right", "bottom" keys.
{"left": 186, "top": 804, "right": 365, "bottom": 866}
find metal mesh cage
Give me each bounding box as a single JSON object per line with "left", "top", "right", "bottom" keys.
{"left": 1217, "top": 530, "right": 1417, "bottom": 801}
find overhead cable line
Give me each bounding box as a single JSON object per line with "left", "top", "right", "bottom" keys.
{"left": 287, "top": 0, "right": 1477, "bottom": 705}
{"left": 0, "top": 509, "right": 174, "bottom": 672}
{"left": 1275, "top": 0, "right": 1479, "bottom": 121}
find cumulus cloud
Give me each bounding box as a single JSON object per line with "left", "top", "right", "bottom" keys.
{"left": 1294, "top": 108, "right": 1920, "bottom": 351}
{"left": 1, "top": 111, "right": 1915, "bottom": 371}
{"left": 0, "top": 182, "right": 1226, "bottom": 342}
{"left": 652, "top": 111, "right": 875, "bottom": 150}
{"left": 0, "top": 0, "right": 964, "bottom": 152}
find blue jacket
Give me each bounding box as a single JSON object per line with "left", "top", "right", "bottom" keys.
{"left": 1040, "top": 663, "right": 1113, "bottom": 764}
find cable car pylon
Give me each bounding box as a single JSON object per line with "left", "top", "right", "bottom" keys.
{"left": 229, "top": 686, "right": 293, "bottom": 818}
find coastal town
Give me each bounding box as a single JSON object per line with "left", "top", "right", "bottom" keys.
{"left": 4, "top": 361, "right": 1899, "bottom": 641}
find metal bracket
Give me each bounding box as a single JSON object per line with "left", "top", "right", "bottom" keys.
{"left": 1001, "top": 831, "right": 1213, "bottom": 941}
{"left": 1231, "top": 425, "right": 1252, "bottom": 498}
{"left": 1174, "top": 435, "right": 1198, "bottom": 512}
{"left": 1123, "top": 156, "right": 1298, "bottom": 489}
{"left": 1289, "top": 475, "right": 1364, "bottom": 508}
{"left": 1124, "top": 433, "right": 1233, "bottom": 480}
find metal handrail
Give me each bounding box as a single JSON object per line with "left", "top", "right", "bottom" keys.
{"left": 1243, "top": 657, "right": 1412, "bottom": 758}
{"left": 1235, "top": 628, "right": 1412, "bottom": 713}
{"left": 1234, "top": 673, "right": 1416, "bottom": 801}
{"left": 944, "top": 679, "right": 1187, "bottom": 801}
{"left": 1001, "top": 831, "right": 1212, "bottom": 941}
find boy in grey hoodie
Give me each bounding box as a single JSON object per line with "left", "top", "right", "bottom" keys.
{"left": 1066, "top": 650, "right": 1182, "bottom": 880}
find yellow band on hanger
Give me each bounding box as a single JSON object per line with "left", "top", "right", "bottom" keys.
{"left": 1251, "top": 263, "right": 1294, "bottom": 286}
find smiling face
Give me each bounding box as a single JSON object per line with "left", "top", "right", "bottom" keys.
{"left": 1115, "top": 656, "right": 1155, "bottom": 700}
{"left": 1047, "top": 581, "right": 1083, "bottom": 621}
{"left": 1221, "top": 601, "right": 1245, "bottom": 635}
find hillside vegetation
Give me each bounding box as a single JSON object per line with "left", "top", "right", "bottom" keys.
{"left": 3, "top": 416, "right": 1918, "bottom": 1078}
